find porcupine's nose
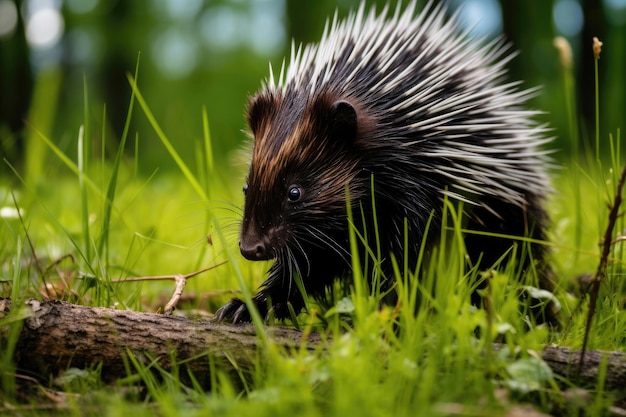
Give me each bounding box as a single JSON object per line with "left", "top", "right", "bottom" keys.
{"left": 239, "top": 237, "right": 272, "bottom": 261}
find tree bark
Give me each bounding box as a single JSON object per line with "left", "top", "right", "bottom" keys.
{"left": 2, "top": 298, "right": 624, "bottom": 390}
{"left": 2, "top": 298, "right": 319, "bottom": 389}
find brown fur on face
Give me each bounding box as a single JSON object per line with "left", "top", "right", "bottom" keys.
{"left": 244, "top": 91, "right": 371, "bottom": 214}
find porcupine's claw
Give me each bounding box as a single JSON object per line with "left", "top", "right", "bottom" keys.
{"left": 214, "top": 296, "right": 274, "bottom": 324}
{"left": 213, "top": 298, "right": 251, "bottom": 324}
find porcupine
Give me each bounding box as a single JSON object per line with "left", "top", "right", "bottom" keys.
{"left": 215, "top": 1, "right": 558, "bottom": 325}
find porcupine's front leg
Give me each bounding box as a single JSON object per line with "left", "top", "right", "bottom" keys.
{"left": 213, "top": 293, "right": 303, "bottom": 324}
{"left": 214, "top": 268, "right": 305, "bottom": 324}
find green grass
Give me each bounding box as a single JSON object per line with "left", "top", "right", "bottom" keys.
{"left": 1, "top": 64, "right": 626, "bottom": 417}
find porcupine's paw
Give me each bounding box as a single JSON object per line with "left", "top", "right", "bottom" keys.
{"left": 213, "top": 298, "right": 253, "bottom": 324}
{"left": 213, "top": 296, "right": 296, "bottom": 324}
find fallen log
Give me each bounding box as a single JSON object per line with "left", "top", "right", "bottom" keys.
{"left": 1, "top": 298, "right": 624, "bottom": 390}
{"left": 2, "top": 298, "right": 318, "bottom": 389}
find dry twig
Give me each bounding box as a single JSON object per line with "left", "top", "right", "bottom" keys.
{"left": 579, "top": 165, "right": 626, "bottom": 371}
{"left": 110, "top": 261, "right": 228, "bottom": 314}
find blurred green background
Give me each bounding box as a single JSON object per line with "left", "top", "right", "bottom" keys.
{"left": 1, "top": 0, "right": 625, "bottom": 179}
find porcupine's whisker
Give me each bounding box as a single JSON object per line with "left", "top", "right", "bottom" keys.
{"left": 218, "top": 221, "right": 242, "bottom": 233}
{"left": 213, "top": 205, "right": 243, "bottom": 217}
{"left": 291, "top": 247, "right": 310, "bottom": 306}
{"left": 212, "top": 215, "right": 241, "bottom": 230}
{"left": 279, "top": 246, "right": 292, "bottom": 289}
{"left": 271, "top": 248, "right": 286, "bottom": 290}
{"left": 287, "top": 247, "right": 300, "bottom": 299}
{"left": 284, "top": 245, "right": 300, "bottom": 300}
{"left": 301, "top": 226, "right": 351, "bottom": 265}
{"left": 207, "top": 202, "right": 243, "bottom": 220}
{"left": 289, "top": 235, "right": 312, "bottom": 277}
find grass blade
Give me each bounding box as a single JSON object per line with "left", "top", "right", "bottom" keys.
{"left": 78, "top": 125, "right": 92, "bottom": 262}
{"left": 127, "top": 74, "right": 207, "bottom": 202}
{"left": 97, "top": 55, "right": 140, "bottom": 261}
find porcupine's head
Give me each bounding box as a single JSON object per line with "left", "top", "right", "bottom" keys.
{"left": 239, "top": 89, "right": 373, "bottom": 280}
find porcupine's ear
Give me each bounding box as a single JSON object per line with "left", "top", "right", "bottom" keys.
{"left": 246, "top": 92, "right": 279, "bottom": 137}
{"left": 328, "top": 100, "right": 358, "bottom": 143}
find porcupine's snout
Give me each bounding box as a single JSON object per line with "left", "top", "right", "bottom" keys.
{"left": 239, "top": 223, "right": 281, "bottom": 261}
{"left": 239, "top": 235, "right": 271, "bottom": 261}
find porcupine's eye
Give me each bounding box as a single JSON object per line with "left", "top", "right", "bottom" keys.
{"left": 242, "top": 184, "right": 248, "bottom": 195}
{"left": 287, "top": 186, "right": 302, "bottom": 202}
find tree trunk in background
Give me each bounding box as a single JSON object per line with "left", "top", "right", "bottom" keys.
{"left": 501, "top": 1, "right": 554, "bottom": 86}
{"left": 500, "top": 1, "right": 566, "bottom": 144}
{"left": 0, "top": 0, "right": 33, "bottom": 168}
